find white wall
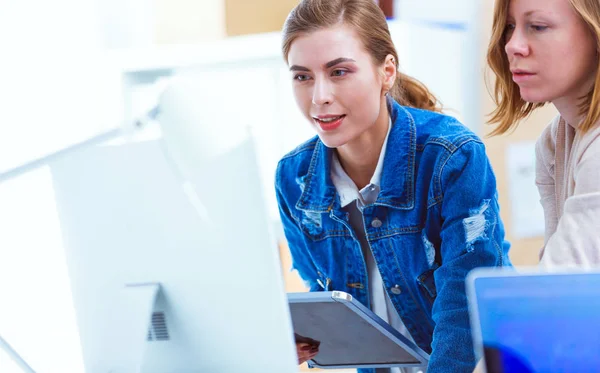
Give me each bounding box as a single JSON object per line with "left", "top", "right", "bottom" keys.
{"left": 0, "top": 0, "right": 123, "bottom": 175}
{"left": 393, "top": 0, "right": 483, "bottom": 132}
{"left": 155, "top": 0, "right": 226, "bottom": 44}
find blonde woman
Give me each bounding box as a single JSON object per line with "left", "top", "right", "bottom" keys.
{"left": 276, "top": 1, "right": 511, "bottom": 372}
{"left": 487, "top": 0, "right": 600, "bottom": 267}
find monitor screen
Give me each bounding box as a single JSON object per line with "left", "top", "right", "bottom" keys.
{"left": 472, "top": 272, "right": 600, "bottom": 373}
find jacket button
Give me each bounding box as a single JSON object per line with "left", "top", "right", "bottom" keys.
{"left": 390, "top": 285, "right": 402, "bottom": 295}
{"left": 371, "top": 218, "right": 382, "bottom": 228}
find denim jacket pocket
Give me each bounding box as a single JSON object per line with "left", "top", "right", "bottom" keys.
{"left": 417, "top": 264, "right": 439, "bottom": 304}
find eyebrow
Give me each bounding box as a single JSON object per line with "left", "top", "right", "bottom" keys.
{"left": 524, "top": 10, "right": 540, "bottom": 17}
{"left": 507, "top": 9, "right": 546, "bottom": 21}
{"left": 289, "top": 65, "right": 310, "bottom": 72}
{"left": 289, "top": 57, "right": 357, "bottom": 72}
{"left": 325, "top": 57, "right": 356, "bottom": 68}
{"left": 521, "top": 9, "right": 545, "bottom": 17}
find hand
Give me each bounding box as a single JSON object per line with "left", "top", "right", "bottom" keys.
{"left": 296, "top": 342, "right": 319, "bottom": 364}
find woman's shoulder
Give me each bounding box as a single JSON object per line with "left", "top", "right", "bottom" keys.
{"left": 402, "top": 106, "right": 482, "bottom": 150}
{"left": 573, "top": 120, "right": 600, "bottom": 181}
{"left": 279, "top": 135, "right": 320, "bottom": 162}
{"left": 577, "top": 119, "right": 600, "bottom": 155}
{"left": 275, "top": 135, "right": 319, "bottom": 186}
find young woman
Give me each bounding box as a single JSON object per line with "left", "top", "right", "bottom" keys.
{"left": 487, "top": 0, "right": 600, "bottom": 267}
{"left": 275, "top": 1, "right": 511, "bottom": 372}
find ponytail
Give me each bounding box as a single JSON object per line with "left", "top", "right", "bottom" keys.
{"left": 389, "top": 72, "right": 442, "bottom": 113}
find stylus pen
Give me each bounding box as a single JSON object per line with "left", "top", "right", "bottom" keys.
{"left": 0, "top": 334, "right": 37, "bottom": 373}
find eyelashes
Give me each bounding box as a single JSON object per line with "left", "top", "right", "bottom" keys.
{"left": 293, "top": 69, "right": 350, "bottom": 82}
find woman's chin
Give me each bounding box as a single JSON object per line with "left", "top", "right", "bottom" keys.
{"left": 317, "top": 134, "right": 347, "bottom": 149}
{"left": 521, "top": 96, "right": 548, "bottom": 104}
{"left": 519, "top": 89, "right": 551, "bottom": 104}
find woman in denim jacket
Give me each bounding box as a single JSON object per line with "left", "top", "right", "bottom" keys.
{"left": 275, "top": 1, "right": 511, "bottom": 372}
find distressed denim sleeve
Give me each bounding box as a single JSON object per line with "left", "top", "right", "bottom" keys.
{"left": 275, "top": 175, "right": 322, "bottom": 292}
{"left": 427, "top": 140, "right": 510, "bottom": 373}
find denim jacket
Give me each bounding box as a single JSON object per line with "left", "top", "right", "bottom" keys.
{"left": 275, "top": 99, "right": 511, "bottom": 373}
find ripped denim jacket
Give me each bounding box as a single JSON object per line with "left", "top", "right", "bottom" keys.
{"left": 275, "top": 100, "right": 511, "bottom": 373}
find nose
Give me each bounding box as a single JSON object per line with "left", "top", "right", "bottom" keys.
{"left": 505, "top": 28, "right": 530, "bottom": 58}
{"left": 312, "top": 78, "right": 334, "bottom": 106}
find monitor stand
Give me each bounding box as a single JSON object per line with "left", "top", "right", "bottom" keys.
{"left": 112, "top": 283, "right": 162, "bottom": 373}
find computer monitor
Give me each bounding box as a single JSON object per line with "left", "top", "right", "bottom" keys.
{"left": 467, "top": 268, "right": 600, "bottom": 373}
{"left": 47, "top": 75, "right": 298, "bottom": 373}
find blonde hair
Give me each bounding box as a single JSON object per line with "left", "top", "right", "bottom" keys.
{"left": 282, "top": 0, "right": 441, "bottom": 113}
{"left": 487, "top": 0, "right": 600, "bottom": 135}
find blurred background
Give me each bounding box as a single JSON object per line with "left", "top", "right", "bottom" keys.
{"left": 0, "top": 0, "right": 558, "bottom": 372}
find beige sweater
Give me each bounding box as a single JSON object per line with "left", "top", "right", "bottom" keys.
{"left": 536, "top": 116, "right": 600, "bottom": 268}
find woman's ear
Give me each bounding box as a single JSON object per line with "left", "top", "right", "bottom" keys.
{"left": 382, "top": 54, "right": 397, "bottom": 93}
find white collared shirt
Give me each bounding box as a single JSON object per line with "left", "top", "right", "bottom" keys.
{"left": 331, "top": 118, "right": 423, "bottom": 373}
{"left": 330, "top": 118, "right": 389, "bottom": 208}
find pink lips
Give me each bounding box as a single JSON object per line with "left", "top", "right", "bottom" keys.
{"left": 313, "top": 114, "right": 346, "bottom": 131}
{"left": 511, "top": 69, "right": 536, "bottom": 83}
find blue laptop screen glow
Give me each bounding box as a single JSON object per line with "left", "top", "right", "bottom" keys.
{"left": 474, "top": 274, "right": 600, "bottom": 373}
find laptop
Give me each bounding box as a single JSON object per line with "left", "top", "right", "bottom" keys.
{"left": 466, "top": 267, "right": 600, "bottom": 373}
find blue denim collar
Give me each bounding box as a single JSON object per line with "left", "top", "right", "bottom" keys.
{"left": 295, "top": 98, "right": 416, "bottom": 213}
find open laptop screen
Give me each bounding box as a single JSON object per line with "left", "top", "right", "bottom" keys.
{"left": 468, "top": 271, "right": 600, "bottom": 373}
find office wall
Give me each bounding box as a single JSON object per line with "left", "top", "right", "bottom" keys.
{"left": 155, "top": 0, "right": 226, "bottom": 43}
{"left": 225, "top": 0, "right": 299, "bottom": 36}
{"left": 153, "top": 0, "right": 299, "bottom": 43}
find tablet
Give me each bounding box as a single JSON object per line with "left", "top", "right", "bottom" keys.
{"left": 287, "top": 291, "right": 430, "bottom": 369}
